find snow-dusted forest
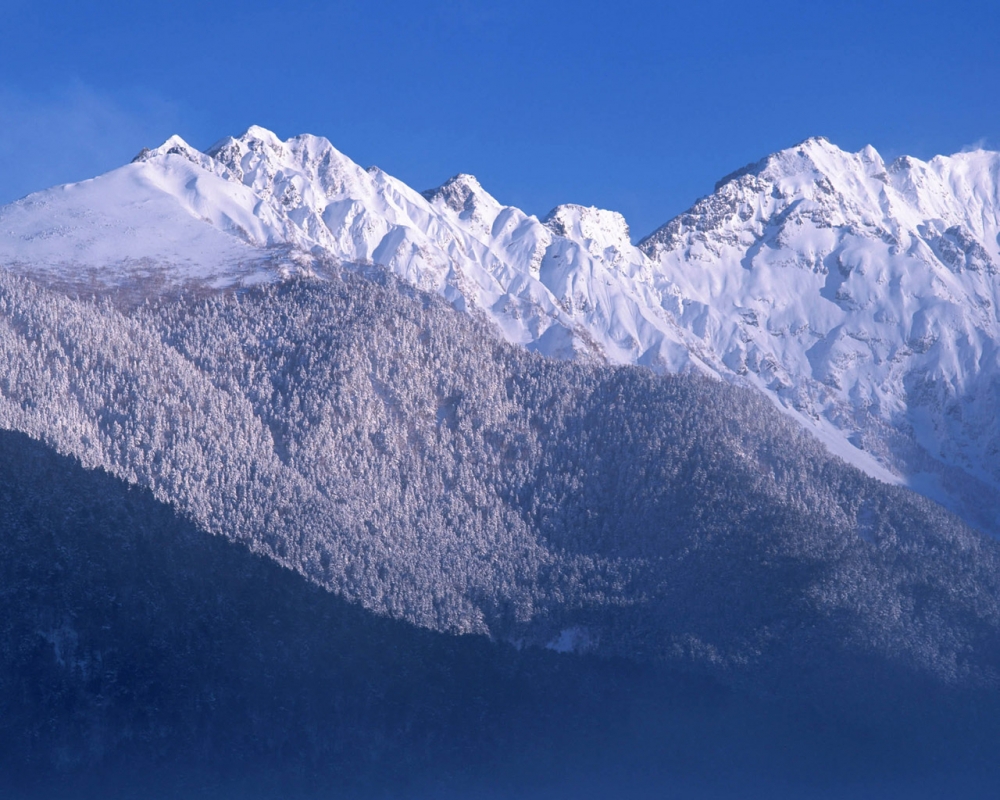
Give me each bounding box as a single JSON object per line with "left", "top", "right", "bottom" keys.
{"left": 3, "top": 265, "right": 1000, "bottom": 796}
{"left": 0, "top": 266, "right": 996, "bottom": 681}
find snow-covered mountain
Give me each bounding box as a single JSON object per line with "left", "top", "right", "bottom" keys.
{"left": 0, "top": 125, "right": 701, "bottom": 366}
{"left": 1, "top": 127, "right": 998, "bottom": 531}
{"left": 640, "top": 138, "right": 1000, "bottom": 530}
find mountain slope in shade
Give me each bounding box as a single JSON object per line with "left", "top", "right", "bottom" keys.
{"left": 1, "top": 129, "right": 999, "bottom": 529}
{"left": 0, "top": 428, "right": 684, "bottom": 798}
{"left": 5, "top": 427, "right": 1000, "bottom": 799}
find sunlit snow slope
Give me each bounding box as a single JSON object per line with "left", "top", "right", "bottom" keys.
{"left": 640, "top": 138, "right": 1000, "bottom": 530}
{"left": 0, "top": 128, "right": 998, "bottom": 530}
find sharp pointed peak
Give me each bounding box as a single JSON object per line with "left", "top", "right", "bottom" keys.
{"left": 432, "top": 173, "right": 487, "bottom": 192}
{"left": 709, "top": 137, "right": 888, "bottom": 192}
{"left": 768, "top": 136, "right": 870, "bottom": 166}
{"left": 421, "top": 173, "right": 501, "bottom": 213}
{"left": 131, "top": 133, "right": 201, "bottom": 164}
{"left": 778, "top": 136, "right": 893, "bottom": 168}
{"left": 790, "top": 134, "right": 833, "bottom": 149}
{"left": 706, "top": 137, "right": 838, "bottom": 191}
{"left": 205, "top": 125, "right": 288, "bottom": 160}
{"left": 160, "top": 133, "right": 195, "bottom": 149}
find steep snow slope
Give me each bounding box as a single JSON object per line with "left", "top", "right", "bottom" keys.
{"left": 0, "top": 127, "right": 998, "bottom": 529}
{"left": 641, "top": 138, "right": 1000, "bottom": 530}
{"left": 0, "top": 127, "right": 703, "bottom": 368}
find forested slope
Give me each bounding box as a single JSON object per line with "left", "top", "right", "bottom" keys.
{"left": 3, "top": 428, "right": 1000, "bottom": 800}
{"left": 0, "top": 266, "right": 997, "bottom": 693}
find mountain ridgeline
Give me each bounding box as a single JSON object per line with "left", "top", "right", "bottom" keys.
{"left": 2, "top": 128, "right": 999, "bottom": 532}
{"left": 2, "top": 127, "right": 1000, "bottom": 795}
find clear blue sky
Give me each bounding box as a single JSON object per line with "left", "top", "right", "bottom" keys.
{"left": 2, "top": 0, "right": 998, "bottom": 239}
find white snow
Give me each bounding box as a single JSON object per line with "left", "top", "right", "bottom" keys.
{"left": 640, "top": 137, "right": 1000, "bottom": 510}
{"left": 2, "top": 127, "right": 999, "bottom": 523}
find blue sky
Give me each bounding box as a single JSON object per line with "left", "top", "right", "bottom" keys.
{"left": 1, "top": 0, "right": 998, "bottom": 238}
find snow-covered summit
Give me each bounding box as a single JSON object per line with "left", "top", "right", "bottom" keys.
{"left": 639, "top": 137, "right": 1000, "bottom": 528}
{"left": 544, "top": 205, "right": 632, "bottom": 256}
{"left": 2, "top": 128, "right": 1000, "bottom": 530}
{"left": 133, "top": 133, "right": 208, "bottom": 165}
{"left": 422, "top": 173, "right": 503, "bottom": 231}
{"left": 643, "top": 136, "right": 1000, "bottom": 264}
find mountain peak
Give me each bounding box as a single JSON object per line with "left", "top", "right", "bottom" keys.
{"left": 767, "top": 136, "right": 866, "bottom": 172}
{"left": 775, "top": 138, "right": 890, "bottom": 182}
{"left": 422, "top": 173, "right": 502, "bottom": 223}
{"left": 442, "top": 172, "right": 483, "bottom": 190}
{"left": 215, "top": 124, "right": 285, "bottom": 151}
{"left": 708, "top": 137, "right": 849, "bottom": 193}
{"left": 793, "top": 134, "right": 832, "bottom": 149}
{"left": 242, "top": 124, "right": 283, "bottom": 143}
{"left": 206, "top": 125, "right": 286, "bottom": 162}
{"left": 131, "top": 133, "right": 203, "bottom": 164}
{"left": 544, "top": 204, "right": 632, "bottom": 250}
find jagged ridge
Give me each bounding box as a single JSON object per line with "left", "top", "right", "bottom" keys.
{"left": 1, "top": 128, "right": 999, "bottom": 532}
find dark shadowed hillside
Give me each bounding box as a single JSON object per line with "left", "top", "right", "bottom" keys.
{"left": 0, "top": 428, "right": 658, "bottom": 797}
{"left": 3, "top": 429, "right": 1000, "bottom": 799}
